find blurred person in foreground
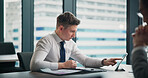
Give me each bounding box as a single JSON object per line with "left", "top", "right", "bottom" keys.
{"left": 131, "top": 0, "right": 148, "bottom": 78}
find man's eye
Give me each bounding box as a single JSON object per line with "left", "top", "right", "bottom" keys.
{"left": 71, "top": 31, "right": 75, "bottom": 32}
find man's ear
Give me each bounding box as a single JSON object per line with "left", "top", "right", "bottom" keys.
{"left": 59, "top": 25, "right": 64, "bottom": 31}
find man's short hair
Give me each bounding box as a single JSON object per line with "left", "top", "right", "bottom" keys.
{"left": 56, "top": 12, "right": 80, "bottom": 29}
{"left": 141, "top": 0, "right": 148, "bottom": 9}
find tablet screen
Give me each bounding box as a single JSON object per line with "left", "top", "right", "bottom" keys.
{"left": 115, "top": 53, "right": 128, "bottom": 71}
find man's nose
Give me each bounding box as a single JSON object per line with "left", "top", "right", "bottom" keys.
{"left": 72, "top": 33, "right": 75, "bottom": 38}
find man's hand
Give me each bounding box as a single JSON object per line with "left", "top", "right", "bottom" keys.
{"left": 132, "top": 25, "right": 148, "bottom": 47}
{"left": 103, "top": 58, "right": 122, "bottom": 66}
{"left": 58, "top": 60, "right": 77, "bottom": 69}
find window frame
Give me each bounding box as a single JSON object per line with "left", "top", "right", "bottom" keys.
{"left": 0, "top": 0, "right": 140, "bottom": 64}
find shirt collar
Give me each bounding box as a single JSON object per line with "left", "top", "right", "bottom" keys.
{"left": 52, "top": 31, "right": 64, "bottom": 43}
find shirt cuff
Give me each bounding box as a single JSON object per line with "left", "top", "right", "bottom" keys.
{"left": 101, "top": 58, "right": 107, "bottom": 66}
{"left": 50, "top": 63, "right": 58, "bottom": 70}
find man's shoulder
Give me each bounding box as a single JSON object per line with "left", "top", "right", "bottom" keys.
{"left": 132, "top": 46, "right": 147, "bottom": 55}
{"left": 39, "top": 34, "right": 54, "bottom": 42}
{"left": 44, "top": 34, "right": 54, "bottom": 39}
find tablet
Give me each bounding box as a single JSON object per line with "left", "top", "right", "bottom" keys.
{"left": 115, "top": 53, "right": 128, "bottom": 71}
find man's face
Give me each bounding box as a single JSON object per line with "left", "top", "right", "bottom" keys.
{"left": 61, "top": 25, "right": 77, "bottom": 41}
{"left": 139, "top": 2, "right": 148, "bottom": 24}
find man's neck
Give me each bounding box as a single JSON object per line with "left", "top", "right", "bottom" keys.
{"left": 55, "top": 30, "right": 63, "bottom": 41}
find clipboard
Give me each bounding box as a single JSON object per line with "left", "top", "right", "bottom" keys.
{"left": 40, "top": 67, "right": 106, "bottom": 76}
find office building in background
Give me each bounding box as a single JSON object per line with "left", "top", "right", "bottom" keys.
{"left": 4, "top": 0, "right": 126, "bottom": 64}
{"left": 77, "top": 0, "right": 127, "bottom": 62}
{"left": 4, "top": 0, "right": 22, "bottom": 52}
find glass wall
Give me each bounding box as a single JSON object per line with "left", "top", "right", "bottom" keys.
{"left": 4, "top": 0, "right": 22, "bottom": 52}
{"left": 77, "top": 0, "right": 127, "bottom": 65}
{"left": 34, "top": 0, "right": 62, "bottom": 48}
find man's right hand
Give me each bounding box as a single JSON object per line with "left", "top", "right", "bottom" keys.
{"left": 58, "top": 60, "right": 77, "bottom": 69}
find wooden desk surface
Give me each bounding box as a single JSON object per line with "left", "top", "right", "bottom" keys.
{"left": 0, "top": 54, "right": 18, "bottom": 62}
{"left": 0, "top": 70, "right": 134, "bottom": 78}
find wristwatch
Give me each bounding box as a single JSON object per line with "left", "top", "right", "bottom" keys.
{"left": 101, "top": 58, "right": 107, "bottom": 66}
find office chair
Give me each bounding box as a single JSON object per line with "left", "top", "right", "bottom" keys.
{"left": 0, "top": 42, "right": 16, "bottom": 55}
{"left": 17, "top": 52, "right": 33, "bottom": 71}
{"left": 0, "top": 42, "right": 16, "bottom": 67}
{"left": 0, "top": 42, "right": 23, "bottom": 73}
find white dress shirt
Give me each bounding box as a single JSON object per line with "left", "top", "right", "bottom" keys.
{"left": 30, "top": 31, "right": 103, "bottom": 71}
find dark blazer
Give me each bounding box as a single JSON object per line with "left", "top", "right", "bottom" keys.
{"left": 132, "top": 47, "right": 148, "bottom": 78}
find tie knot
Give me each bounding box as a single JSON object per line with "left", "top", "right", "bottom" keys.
{"left": 60, "top": 41, "right": 64, "bottom": 45}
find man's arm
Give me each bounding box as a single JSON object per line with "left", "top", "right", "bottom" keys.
{"left": 132, "top": 47, "right": 148, "bottom": 78}
{"left": 30, "top": 38, "right": 59, "bottom": 71}
{"left": 30, "top": 51, "right": 59, "bottom": 71}
{"left": 70, "top": 41, "right": 122, "bottom": 67}
{"left": 131, "top": 25, "right": 148, "bottom": 78}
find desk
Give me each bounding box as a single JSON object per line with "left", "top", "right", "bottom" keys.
{"left": 0, "top": 54, "right": 18, "bottom": 62}
{"left": 0, "top": 71, "right": 134, "bottom": 78}
{"left": 0, "top": 64, "right": 134, "bottom": 78}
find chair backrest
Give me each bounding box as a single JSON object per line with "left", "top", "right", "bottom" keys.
{"left": 0, "top": 42, "right": 15, "bottom": 55}
{"left": 17, "top": 52, "right": 33, "bottom": 71}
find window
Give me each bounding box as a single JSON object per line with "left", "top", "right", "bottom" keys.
{"left": 77, "top": 0, "right": 127, "bottom": 65}
{"left": 4, "top": 0, "right": 22, "bottom": 52}
{"left": 34, "top": 0, "right": 62, "bottom": 48}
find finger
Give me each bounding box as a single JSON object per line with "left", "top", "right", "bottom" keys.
{"left": 108, "top": 62, "right": 115, "bottom": 66}
{"left": 111, "top": 58, "right": 123, "bottom": 60}
{"left": 72, "top": 63, "right": 77, "bottom": 68}
{"left": 112, "top": 60, "right": 117, "bottom": 63}
{"left": 135, "top": 27, "right": 138, "bottom": 32}
{"left": 71, "top": 60, "right": 75, "bottom": 62}
{"left": 72, "top": 61, "right": 77, "bottom": 65}
{"left": 72, "top": 61, "right": 77, "bottom": 66}
{"left": 135, "top": 26, "right": 143, "bottom": 34}
{"left": 72, "top": 62, "right": 76, "bottom": 66}
{"left": 135, "top": 31, "right": 139, "bottom": 35}
{"left": 144, "top": 26, "right": 148, "bottom": 33}
{"left": 113, "top": 61, "right": 117, "bottom": 64}
{"left": 73, "top": 65, "right": 77, "bottom": 68}
{"left": 132, "top": 33, "right": 135, "bottom": 37}
{"left": 74, "top": 63, "right": 77, "bottom": 67}
{"left": 138, "top": 26, "right": 144, "bottom": 34}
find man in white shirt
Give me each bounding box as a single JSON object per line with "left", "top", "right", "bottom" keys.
{"left": 131, "top": 0, "right": 148, "bottom": 78}
{"left": 30, "top": 12, "right": 122, "bottom": 71}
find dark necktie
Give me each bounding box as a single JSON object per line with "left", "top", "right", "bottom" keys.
{"left": 59, "top": 41, "right": 65, "bottom": 62}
